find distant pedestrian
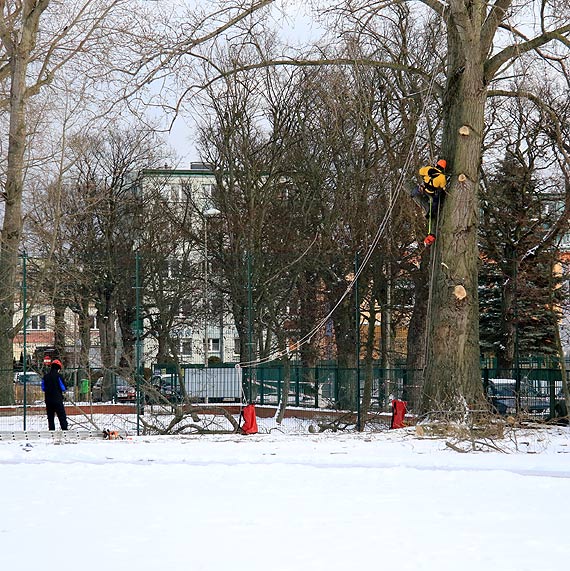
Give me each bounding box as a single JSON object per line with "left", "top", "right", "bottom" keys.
{"left": 41, "top": 359, "right": 68, "bottom": 431}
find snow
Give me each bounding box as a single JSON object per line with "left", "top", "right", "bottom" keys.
{"left": 1, "top": 422, "right": 570, "bottom": 570}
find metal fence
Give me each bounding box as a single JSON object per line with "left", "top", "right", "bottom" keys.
{"left": 1, "top": 364, "right": 568, "bottom": 433}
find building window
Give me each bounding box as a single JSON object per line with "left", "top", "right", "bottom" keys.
{"left": 165, "top": 183, "right": 180, "bottom": 202}
{"left": 181, "top": 339, "right": 192, "bottom": 356}
{"left": 207, "top": 338, "right": 220, "bottom": 353}
{"left": 30, "top": 314, "right": 46, "bottom": 330}
{"left": 90, "top": 315, "right": 99, "bottom": 330}
{"left": 180, "top": 180, "right": 192, "bottom": 201}
{"left": 234, "top": 337, "right": 241, "bottom": 355}
{"left": 202, "top": 184, "right": 214, "bottom": 200}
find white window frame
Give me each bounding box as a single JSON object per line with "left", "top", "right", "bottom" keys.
{"left": 30, "top": 314, "right": 47, "bottom": 330}
{"left": 202, "top": 184, "right": 214, "bottom": 200}
{"left": 207, "top": 338, "right": 220, "bottom": 353}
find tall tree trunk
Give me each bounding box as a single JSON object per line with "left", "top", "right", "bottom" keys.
{"left": 78, "top": 296, "right": 91, "bottom": 371}
{"left": 417, "top": 0, "right": 570, "bottom": 413}
{"left": 298, "top": 270, "right": 319, "bottom": 397}
{"left": 97, "top": 288, "right": 116, "bottom": 370}
{"left": 406, "top": 252, "right": 431, "bottom": 410}
{"left": 421, "top": 26, "right": 487, "bottom": 415}
{"left": 333, "top": 299, "right": 357, "bottom": 409}
{"left": 379, "top": 265, "right": 393, "bottom": 396}
{"left": 117, "top": 301, "right": 136, "bottom": 371}
{"left": 496, "top": 253, "right": 520, "bottom": 372}
{"left": 359, "top": 295, "right": 377, "bottom": 430}
{"left": 497, "top": 277, "right": 516, "bottom": 372}
{"left": 0, "top": 1, "right": 50, "bottom": 404}
{"left": 275, "top": 336, "right": 291, "bottom": 424}
{"left": 555, "top": 321, "right": 569, "bottom": 419}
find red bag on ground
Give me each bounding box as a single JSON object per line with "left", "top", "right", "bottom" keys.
{"left": 391, "top": 399, "right": 407, "bottom": 429}
{"left": 241, "top": 404, "right": 258, "bottom": 435}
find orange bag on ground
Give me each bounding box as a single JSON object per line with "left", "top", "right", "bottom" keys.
{"left": 240, "top": 404, "right": 258, "bottom": 435}
{"left": 391, "top": 399, "right": 407, "bottom": 429}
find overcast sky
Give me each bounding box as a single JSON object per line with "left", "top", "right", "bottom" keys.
{"left": 164, "top": 0, "right": 322, "bottom": 166}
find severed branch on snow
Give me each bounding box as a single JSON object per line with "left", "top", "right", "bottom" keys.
{"left": 138, "top": 404, "right": 241, "bottom": 435}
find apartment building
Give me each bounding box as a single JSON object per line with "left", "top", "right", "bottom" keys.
{"left": 139, "top": 163, "right": 240, "bottom": 365}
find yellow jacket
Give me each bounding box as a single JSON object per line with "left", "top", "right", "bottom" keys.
{"left": 419, "top": 166, "right": 446, "bottom": 192}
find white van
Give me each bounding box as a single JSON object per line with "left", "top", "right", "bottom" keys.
{"left": 14, "top": 371, "right": 43, "bottom": 385}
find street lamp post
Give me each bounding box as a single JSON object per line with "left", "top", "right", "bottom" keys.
{"left": 203, "top": 207, "right": 221, "bottom": 373}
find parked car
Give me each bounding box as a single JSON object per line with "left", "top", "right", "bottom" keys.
{"left": 14, "top": 371, "right": 43, "bottom": 385}
{"left": 153, "top": 375, "right": 183, "bottom": 403}
{"left": 142, "top": 375, "right": 183, "bottom": 404}
{"left": 160, "top": 380, "right": 183, "bottom": 402}
{"left": 486, "top": 379, "right": 550, "bottom": 417}
{"left": 92, "top": 375, "right": 135, "bottom": 403}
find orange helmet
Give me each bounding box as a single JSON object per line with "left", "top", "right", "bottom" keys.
{"left": 52, "top": 359, "right": 63, "bottom": 368}
{"left": 436, "top": 159, "right": 447, "bottom": 170}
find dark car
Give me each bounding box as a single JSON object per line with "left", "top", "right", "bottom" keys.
{"left": 92, "top": 375, "right": 136, "bottom": 403}
{"left": 156, "top": 375, "right": 183, "bottom": 401}
{"left": 159, "top": 379, "right": 183, "bottom": 403}
{"left": 486, "top": 379, "right": 550, "bottom": 417}
{"left": 144, "top": 375, "right": 183, "bottom": 404}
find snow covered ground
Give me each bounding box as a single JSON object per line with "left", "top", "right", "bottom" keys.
{"left": 1, "top": 422, "right": 569, "bottom": 571}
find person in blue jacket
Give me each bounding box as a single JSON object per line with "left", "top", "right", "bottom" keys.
{"left": 41, "top": 359, "right": 68, "bottom": 430}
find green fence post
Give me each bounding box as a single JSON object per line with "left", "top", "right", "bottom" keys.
{"left": 135, "top": 251, "right": 142, "bottom": 436}
{"left": 315, "top": 367, "right": 319, "bottom": 408}
{"left": 247, "top": 251, "right": 253, "bottom": 403}
{"left": 22, "top": 251, "right": 27, "bottom": 431}
{"left": 355, "top": 252, "right": 361, "bottom": 429}
{"left": 549, "top": 373, "right": 556, "bottom": 419}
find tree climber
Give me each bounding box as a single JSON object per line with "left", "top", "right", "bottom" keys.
{"left": 410, "top": 159, "right": 447, "bottom": 246}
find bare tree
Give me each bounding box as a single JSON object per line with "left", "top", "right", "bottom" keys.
{"left": 140, "top": 175, "right": 203, "bottom": 367}
{"left": 197, "top": 62, "right": 305, "bottom": 362}
{"left": 329, "top": 0, "right": 570, "bottom": 415}
{"left": 28, "top": 125, "right": 168, "bottom": 379}
{"left": 0, "top": 0, "right": 281, "bottom": 405}
{"left": 0, "top": 0, "right": 140, "bottom": 404}
{"left": 195, "top": 0, "right": 569, "bottom": 417}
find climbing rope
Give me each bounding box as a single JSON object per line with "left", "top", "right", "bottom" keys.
{"left": 238, "top": 11, "right": 448, "bottom": 370}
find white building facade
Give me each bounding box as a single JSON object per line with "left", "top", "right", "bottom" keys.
{"left": 140, "top": 164, "right": 240, "bottom": 366}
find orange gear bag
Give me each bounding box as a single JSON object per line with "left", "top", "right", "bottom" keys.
{"left": 241, "top": 404, "right": 258, "bottom": 435}
{"left": 391, "top": 399, "right": 407, "bottom": 429}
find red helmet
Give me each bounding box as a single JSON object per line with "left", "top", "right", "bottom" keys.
{"left": 436, "top": 159, "right": 447, "bottom": 169}
{"left": 52, "top": 359, "right": 63, "bottom": 368}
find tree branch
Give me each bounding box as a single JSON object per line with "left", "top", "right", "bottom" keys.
{"left": 485, "top": 24, "right": 570, "bottom": 81}
{"left": 480, "top": 0, "right": 513, "bottom": 58}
